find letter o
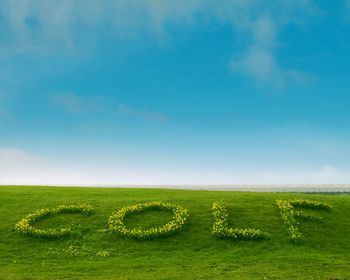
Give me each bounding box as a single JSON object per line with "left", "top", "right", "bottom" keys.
{"left": 107, "top": 201, "right": 189, "bottom": 239}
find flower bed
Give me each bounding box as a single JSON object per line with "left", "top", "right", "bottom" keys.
{"left": 107, "top": 201, "right": 189, "bottom": 239}
{"left": 289, "top": 199, "right": 332, "bottom": 210}
{"left": 14, "top": 204, "right": 94, "bottom": 239}
{"left": 211, "top": 201, "right": 268, "bottom": 240}
{"left": 276, "top": 199, "right": 332, "bottom": 243}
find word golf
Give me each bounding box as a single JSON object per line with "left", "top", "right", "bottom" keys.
{"left": 15, "top": 198, "right": 332, "bottom": 243}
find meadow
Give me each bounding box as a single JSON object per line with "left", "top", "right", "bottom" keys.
{"left": 0, "top": 186, "right": 349, "bottom": 279}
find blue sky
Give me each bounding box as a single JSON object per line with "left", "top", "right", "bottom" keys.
{"left": 1, "top": 0, "right": 350, "bottom": 185}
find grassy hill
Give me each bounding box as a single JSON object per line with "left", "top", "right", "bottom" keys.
{"left": 0, "top": 186, "right": 349, "bottom": 280}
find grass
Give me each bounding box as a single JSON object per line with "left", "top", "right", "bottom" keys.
{"left": 0, "top": 186, "right": 350, "bottom": 280}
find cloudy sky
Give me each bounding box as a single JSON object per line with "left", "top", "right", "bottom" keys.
{"left": 1, "top": 0, "right": 350, "bottom": 185}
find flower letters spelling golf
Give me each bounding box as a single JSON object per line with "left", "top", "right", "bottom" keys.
{"left": 15, "top": 199, "right": 332, "bottom": 243}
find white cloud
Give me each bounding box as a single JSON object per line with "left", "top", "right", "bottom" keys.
{"left": 0, "top": 0, "right": 320, "bottom": 86}
{"left": 0, "top": 148, "right": 51, "bottom": 184}
{"left": 256, "top": 165, "right": 350, "bottom": 185}
{"left": 345, "top": 0, "right": 350, "bottom": 12}
{"left": 117, "top": 104, "right": 168, "bottom": 122}
{"left": 51, "top": 92, "right": 168, "bottom": 122}
{"left": 310, "top": 165, "right": 343, "bottom": 183}
{"left": 51, "top": 92, "right": 114, "bottom": 114}
{"left": 228, "top": 11, "right": 317, "bottom": 87}
{"left": 229, "top": 15, "right": 282, "bottom": 85}
{"left": 0, "top": 147, "right": 119, "bottom": 185}
{"left": 0, "top": 148, "right": 43, "bottom": 165}
{"left": 230, "top": 46, "right": 285, "bottom": 87}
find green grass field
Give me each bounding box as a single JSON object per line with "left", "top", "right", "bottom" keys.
{"left": 1, "top": 186, "right": 349, "bottom": 280}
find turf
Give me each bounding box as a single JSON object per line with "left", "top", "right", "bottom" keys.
{"left": 0, "top": 186, "right": 349, "bottom": 280}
